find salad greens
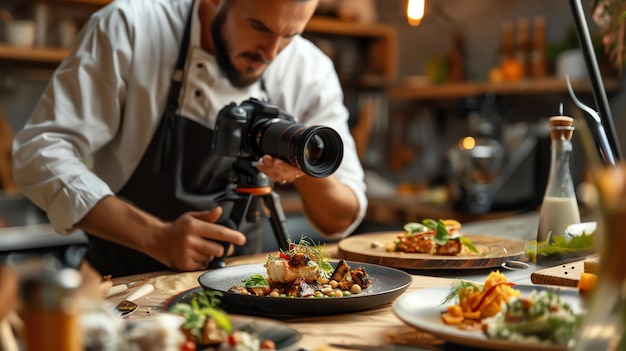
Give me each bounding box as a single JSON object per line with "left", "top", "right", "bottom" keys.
{"left": 483, "top": 289, "right": 582, "bottom": 345}
{"left": 524, "top": 232, "right": 595, "bottom": 263}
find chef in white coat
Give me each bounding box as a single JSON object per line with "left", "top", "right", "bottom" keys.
{"left": 12, "top": 0, "right": 367, "bottom": 277}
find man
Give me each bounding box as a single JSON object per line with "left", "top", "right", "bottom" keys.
{"left": 12, "top": 0, "right": 367, "bottom": 277}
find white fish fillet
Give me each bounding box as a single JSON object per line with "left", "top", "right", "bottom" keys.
{"left": 265, "top": 259, "right": 319, "bottom": 283}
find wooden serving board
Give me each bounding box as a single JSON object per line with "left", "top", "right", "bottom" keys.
{"left": 337, "top": 232, "right": 527, "bottom": 270}
{"left": 531, "top": 256, "right": 599, "bottom": 287}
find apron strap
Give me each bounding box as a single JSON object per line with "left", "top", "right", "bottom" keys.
{"left": 166, "top": 1, "right": 195, "bottom": 111}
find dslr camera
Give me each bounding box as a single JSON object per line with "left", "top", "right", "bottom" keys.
{"left": 213, "top": 98, "right": 343, "bottom": 178}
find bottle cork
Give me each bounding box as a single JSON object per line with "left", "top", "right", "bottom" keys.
{"left": 549, "top": 116, "right": 574, "bottom": 140}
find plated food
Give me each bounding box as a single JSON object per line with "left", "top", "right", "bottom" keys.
{"left": 387, "top": 219, "right": 477, "bottom": 255}
{"left": 228, "top": 239, "right": 371, "bottom": 298}
{"left": 393, "top": 278, "right": 585, "bottom": 351}
{"left": 165, "top": 289, "right": 301, "bottom": 351}
{"left": 198, "top": 261, "right": 411, "bottom": 318}
{"left": 483, "top": 289, "right": 582, "bottom": 346}
{"left": 440, "top": 271, "right": 519, "bottom": 328}
{"left": 338, "top": 224, "right": 527, "bottom": 270}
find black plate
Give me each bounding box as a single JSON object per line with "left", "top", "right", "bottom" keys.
{"left": 197, "top": 261, "right": 413, "bottom": 318}
{"left": 164, "top": 287, "right": 302, "bottom": 351}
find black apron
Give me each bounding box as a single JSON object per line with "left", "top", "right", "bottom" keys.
{"left": 85, "top": 6, "right": 263, "bottom": 277}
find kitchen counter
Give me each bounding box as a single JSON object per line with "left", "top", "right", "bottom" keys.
{"left": 0, "top": 224, "right": 87, "bottom": 252}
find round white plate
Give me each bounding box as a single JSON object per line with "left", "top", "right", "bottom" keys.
{"left": 392, "top": 284, "right": 583, "bottom": 351}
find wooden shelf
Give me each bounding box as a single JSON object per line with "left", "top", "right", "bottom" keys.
{"left": 306, "top": 17, "right": 396, "bottom": 38}
{"left": 0, "top": 17, "right": 398, "bottom": 88}
{"left": 305, "top": 17, "right": 398, "bottom": 88}
{"left": 387, "top": 77, "right": 622, "bottom": 100}
{"left": 0, "top": 44, "right": 70, "bottom": 63}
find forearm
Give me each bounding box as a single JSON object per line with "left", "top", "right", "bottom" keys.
{"left": 294, "top": 176, "right": 359, "bottom": 235}
{"left": 76, "top": 195, "right": 166, "bottom": 261}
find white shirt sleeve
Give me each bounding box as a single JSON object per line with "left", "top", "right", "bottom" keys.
{"left": 265, "top": 37, "right": 368, "bottom": 238}
{"left": 12, "top": 7, "right": 131, "bottom": 233}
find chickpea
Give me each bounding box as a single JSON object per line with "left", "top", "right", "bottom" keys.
{"left": 350, "top": 284, "right": 362, "bottom": 294}
{"left": 269, "top": 291, "right": 280, "bottom": 297}
{"left": 329, "top": 280, "right": 338, "bottom": 289}
{"left": 333, "top": 290, "right": 343, "bottom": 297}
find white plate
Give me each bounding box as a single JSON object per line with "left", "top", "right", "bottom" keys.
{"left": 392, "top": 285, "right": 583, "bottom": 351}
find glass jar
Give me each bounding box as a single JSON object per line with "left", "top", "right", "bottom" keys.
{"left": 570, "top": 164, "right": 626, "bottom": 350}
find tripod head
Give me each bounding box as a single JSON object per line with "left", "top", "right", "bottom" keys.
{"left": 209, "top": 156, "right": 291, "bottom": 269}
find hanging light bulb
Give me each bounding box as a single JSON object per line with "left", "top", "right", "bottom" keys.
{"left": 407, "top": 0, "right": 425, "bottom": 26}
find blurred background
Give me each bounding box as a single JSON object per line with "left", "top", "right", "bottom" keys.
{"left": 0, "top": 0, "right": 624, "bottom": 259}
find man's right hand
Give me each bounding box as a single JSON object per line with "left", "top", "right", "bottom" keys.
{"left": 157, "top": 206, "right": 246, "bottom": 271}
{"left": 77, "top": 196, "right": 247, "bottom": 272}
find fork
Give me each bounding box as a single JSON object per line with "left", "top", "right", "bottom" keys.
{"left": 565, "top": 75, "right": 616, "bottom": 166}
{"left": 110, "top": 283, "right": 155, "bottom": 318}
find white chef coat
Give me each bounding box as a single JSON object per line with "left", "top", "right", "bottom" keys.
{"left": 12, "top": 0, "right": 367, "bottom": 238}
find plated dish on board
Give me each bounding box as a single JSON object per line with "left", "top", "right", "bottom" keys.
{"left": 197, "top": 261, "right": 412, "bottom": 318}
{"left": 164, "top": 288, "right": 302, "bottom": 351}
{"left": 392, "top": 284, "right": 583, "bottom": 351}
{"left": 338, "top": 232, "right": 527, "bottom": 270}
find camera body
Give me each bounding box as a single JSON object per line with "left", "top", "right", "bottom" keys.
{"left": 213, "top": 98, "right": 343, "bottom": 178}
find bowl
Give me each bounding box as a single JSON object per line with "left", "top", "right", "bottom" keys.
{"left": 6, "top": 20, "right": 36, "bottom": 47}
{"left": 566, "top": 221, "right": 597, "bottom": 240}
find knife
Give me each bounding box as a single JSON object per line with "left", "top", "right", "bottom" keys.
{"left": 110, "top": 283, "right": 155, "bottom": 318}
{"left": 106, "top": 279, "right": 148, "bottom": 298}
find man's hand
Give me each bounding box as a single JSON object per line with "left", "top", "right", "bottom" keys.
{"left": 256, "top": 155, "right": 303, "bottom": 184}
{"left": 156, "top": 206, "right": 246, "bottom": 271}
{"left": 77, "top": 196, "right": 247, "bottom": 272}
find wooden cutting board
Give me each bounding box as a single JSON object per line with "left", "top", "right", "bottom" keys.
{"left": 530, "top": 256, "right": 599, "bottom": 287}
{"left": 337, "top": 232, "right": 527, "bottom": 270}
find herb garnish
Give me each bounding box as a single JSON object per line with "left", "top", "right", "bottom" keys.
{"left": 169, "top": 290, "right": 232, "bottom": 339}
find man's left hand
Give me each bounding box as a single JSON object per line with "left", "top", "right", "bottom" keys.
{"left": 256, "top": 155, "right": 303, "bottom": 185}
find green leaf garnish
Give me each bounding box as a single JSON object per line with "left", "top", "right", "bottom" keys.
{"left": 243, "top": 274, "right": 269, "bottom": 288}
{"left": 404, "top": 222, "right": 429, "bottom": 235}
{"left": 433, "top": 220, "right": 450, "bottom": 246}
{"left": 423, "top": 219, "right": 439, "bottom": 231}
{"left": 459, "top": 236, "right": 478, "bottom": 253}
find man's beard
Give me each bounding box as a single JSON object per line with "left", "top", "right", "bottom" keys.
{"left": 211, "top": 9, "right": 266, "bottom": 88}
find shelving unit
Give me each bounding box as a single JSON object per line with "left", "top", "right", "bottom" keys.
{"left": 304, "top": 17, "right": 398, "bottom": 88}
{"left": 387, "top": 77, "right": 621, "bottom": 100}
{"left": 0, "top": 14, "right": 398, "bottom": 88}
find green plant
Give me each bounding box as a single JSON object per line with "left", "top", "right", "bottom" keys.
{"left": 593, "top": 0, "right": 626, "bottom": 73}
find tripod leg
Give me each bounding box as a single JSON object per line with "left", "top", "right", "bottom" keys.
{"left": 262, "top": 191, "right": 291, "bottom": 251}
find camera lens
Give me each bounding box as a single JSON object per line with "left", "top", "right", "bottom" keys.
{"left": 257, "top": 119, "right": 343, "bottom": 178}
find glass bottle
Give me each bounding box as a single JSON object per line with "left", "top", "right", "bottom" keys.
{"left": 570, "top": 164, "right": 626, "bottom": 350}
{"left": 19, "top": 255, "right": 84, "bottom": 351}
{"left": 536, "top": 116, "right": 581, "bottom": 262}
{"left": 530, "top": 16, "right": 548, "bottom": 78}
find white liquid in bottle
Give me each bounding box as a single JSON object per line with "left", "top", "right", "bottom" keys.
{"left": 537, "top": 196, "right": 581, "bottom": 242}
{"left": 536, "top": 115, "right": 580, "bottom": 249}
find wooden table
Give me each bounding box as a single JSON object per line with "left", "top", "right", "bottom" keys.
{"left": 107, "top": 244, "right": 545, "bottom": 351}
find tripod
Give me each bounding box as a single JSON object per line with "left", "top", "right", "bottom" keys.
{"left": 209, "top": 157, "right": 291, "bottom": 268}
